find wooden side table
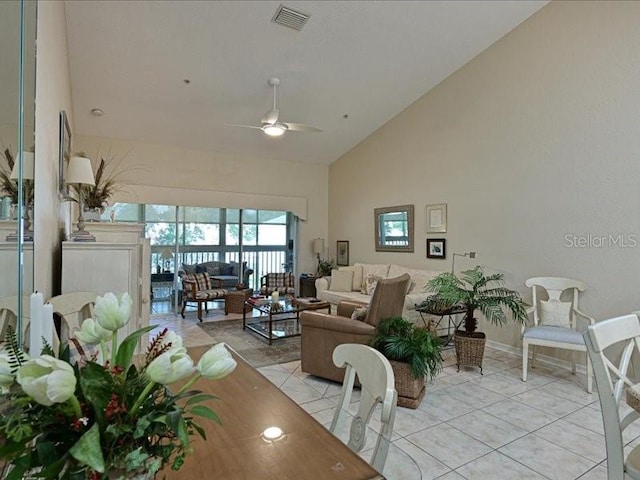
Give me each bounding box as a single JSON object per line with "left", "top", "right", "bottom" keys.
{"left": 299, "top": 276, "right": 318, "bottom": 297}
{"left": 225, "top": 288, "right": 253, "bottom": 314}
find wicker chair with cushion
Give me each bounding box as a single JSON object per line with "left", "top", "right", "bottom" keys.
{"left": 259, "top": 272, "right": 295, "bottom": 296}
{"left": 180, "top": 273, "right": 227, "bottom": 322}
{"left": 299, "top": 273, "right": 410, "bottom": 383}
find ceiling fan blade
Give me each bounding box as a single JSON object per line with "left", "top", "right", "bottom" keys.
{"left": 261, "top": 108, "right": 280, "bottom": 125}
{"left": 283, "top": 122, "right": 323, "bottom": 133}
{"left": 225, "top": 123, "right": 263, "bottom": 130}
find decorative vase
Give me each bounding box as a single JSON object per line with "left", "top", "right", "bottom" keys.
{"left": 83, "top": 207, "right": 103, "bottom": 222}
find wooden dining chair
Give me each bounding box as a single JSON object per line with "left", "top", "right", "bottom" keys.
{"left": 47, "top": 291, "right": 99, "bottom": 352}
{"left": 522, "top": 276, "right": 594, "bottom": 392}
{"left": 330, "top": 343, "right": 397, "bottom": 473}
{"left": 583, "top": 314, "right": 640, "bottom": 479}
{"left": 0, "top": 295, "right": 32, "bottom": 347}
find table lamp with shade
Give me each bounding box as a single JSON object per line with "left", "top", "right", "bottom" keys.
{"left": 66, "top": 155, "right": 96, "bottom": 242}
{"left": 6, "top": 151, "right": 35, "bottom": 242}
{"left": 160, "top": 247, "right": 174, "bottom": 272}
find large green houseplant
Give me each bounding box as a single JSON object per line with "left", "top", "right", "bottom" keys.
{"left": 371, "top": 316, "right": 442, "bottom": 408}
{"left": 423, "top": 266, "right": 528, "bottom": 373}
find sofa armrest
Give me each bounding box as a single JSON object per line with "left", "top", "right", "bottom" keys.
{"left": 315, "top": 276, "right": 329, "bottom": 293}
{"left": 337, "top": 301, "right": 367, "bottom": 318}
{"left": 300, "top": 311, "right": 376, "bottom": 335}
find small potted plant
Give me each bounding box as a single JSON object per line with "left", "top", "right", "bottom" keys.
{"left": 317, "top": 258, "right": 336, "bottom": 277}
{"left": 424, "top": 266, "right": 528, "bottom": 374}
{"left": 371, "top": 316, "right": 442, "bottom": 408}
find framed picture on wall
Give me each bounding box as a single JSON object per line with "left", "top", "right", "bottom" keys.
{"left": 59, "top": 110, "right": 71, "bottom": 197}
{"left": 426, "top": 203, "right": 447, "bottom": 233}
{"left": 426, "top": 238, "right": 446, "bottom": 259}
{"left": 336, "top": 240, "right": 349, "bottom": 266}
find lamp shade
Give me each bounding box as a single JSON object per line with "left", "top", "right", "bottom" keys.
{"left": 313, "top": 238, "right": 325, "bottom": 255}
{"left": 160, "top": 248, "right": 174, "bottom": 260}
{"left": 66, "top": 156, "right": 95, "bottom": 186}
{"left": 10, "top": 151, "right": 35, "bottom": 181}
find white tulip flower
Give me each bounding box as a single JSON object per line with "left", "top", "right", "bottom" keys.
{"left": 16, "top": 355, "right": 77, "bottom": 406}
{"left": 75, "top": 318, "right": 113, "bottom": 345}
{"left": 159, "top": 330, "right": 183, "bottom": 352}
{"left": 197, "top": 343, "right": 236, "bottom": 380}
{"left": 146, "top": 347, "right": 195, "bottom": 385}
{"left": 94, "top": 292, "right": 133, "bottom": 332}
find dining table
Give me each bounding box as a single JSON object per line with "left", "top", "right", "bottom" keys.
{"left": 164, "top": 345, "right": 385, "bottom": 479}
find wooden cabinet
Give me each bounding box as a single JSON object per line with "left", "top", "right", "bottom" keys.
{"left": 61, "top": 223, "right": 150, "bottom": 344}
{"left": 299, "top": 276, "right": 318, "bottom": 298}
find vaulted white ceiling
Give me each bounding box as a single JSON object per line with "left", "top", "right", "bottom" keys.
{"left": 65, "top": 0, "right": 548, "bottom": 165}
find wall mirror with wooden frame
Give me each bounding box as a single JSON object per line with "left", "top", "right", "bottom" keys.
{"left": 374, "top": 204, "right": 414, "bottom": 252}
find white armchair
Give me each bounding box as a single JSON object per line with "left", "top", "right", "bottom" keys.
{"left": 521, "top": 276, "right": 594, "bottom": 393}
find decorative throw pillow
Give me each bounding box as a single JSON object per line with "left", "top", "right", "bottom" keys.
{"left": 181, "top": 263, "right": 196, "bottom": 275}
{"left": 329, "top": 269, "right": 354, "bottom": 292}
{"left": 539, "top": 299, "right": 572, "bottom": 327}
{"left": 195, "top": 264, "right": 207, "bottom": 274}
{"left": 362, "top": 274, "right": 382, "bottom": 295}
{"left": 206, "top": 265, "right": 221, "bottom": 276}
{"left": 220, "top": 265, "right": 233, "bottom": 275}
{"left": 350, "top": 306, "right": 368, "bottom": 321}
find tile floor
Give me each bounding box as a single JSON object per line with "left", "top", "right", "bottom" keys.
{"left": 152, "top": 305, "right": 620, "bottom": 480}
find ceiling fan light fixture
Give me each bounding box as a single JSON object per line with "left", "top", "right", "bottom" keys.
{"left": 262, "top": 124, "right": 286, "bottom": 136}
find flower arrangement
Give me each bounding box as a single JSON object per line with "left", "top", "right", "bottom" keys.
{"left": 0, "top": 292, "right": 236, "bottom": 479}
{"left": 71, "top": 152, "right": 132, "bottom": 211}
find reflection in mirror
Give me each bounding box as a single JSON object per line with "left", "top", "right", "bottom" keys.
{"left": 0, "top": 0, "right": 37, "bottom": 345}
{"left": 374, "top": 205, "right": 414, "bottom": 253}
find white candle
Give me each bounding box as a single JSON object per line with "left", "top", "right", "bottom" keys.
{"left": 42, "top": 303, "right": 54, "bottom": 350}
{"left": 271, "top": 291, "right": 279, "bottom": 303}
{"left": 29, "top": 292, "right": 43, "bottom": 357}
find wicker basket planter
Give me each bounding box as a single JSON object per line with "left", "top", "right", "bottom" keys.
{"left": 389, "top": 360, "right": 425, "bottom": 409}
{"left": 454, "top": 331, "right": 486, "bottom": 375}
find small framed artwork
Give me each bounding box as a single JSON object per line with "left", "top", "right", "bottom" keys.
{"left": 426, "top": 203, "right": 447, "bottom": 233}
{"left": 336, "top": 240, "right": 349, "bottom": 266}
{"left": 59, "top": 110, "right": 71, "bottom": 197}
{"left": 426, "top": 238, "right": 446, "bottom": 259}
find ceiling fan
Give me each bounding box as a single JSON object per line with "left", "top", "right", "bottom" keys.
{"left": 226, "top": 77, "right": 322, "bottom": 137}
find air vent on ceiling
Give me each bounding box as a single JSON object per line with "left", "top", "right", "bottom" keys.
{"left": 272, "top": 4, "right": 310, "bottom": 31}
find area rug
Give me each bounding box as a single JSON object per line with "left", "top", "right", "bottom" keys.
{"left": 196, "top": 319, "right": 300, "bottom": 368}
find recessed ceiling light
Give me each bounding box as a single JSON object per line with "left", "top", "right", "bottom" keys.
{"left": 91, "top": 108, "right": 104, "bottom": 117}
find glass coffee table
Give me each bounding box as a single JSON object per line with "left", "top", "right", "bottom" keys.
{"left": 243, "top": 297, "right": 331, "bottom": 344}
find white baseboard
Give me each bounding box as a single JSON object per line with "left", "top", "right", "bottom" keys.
{"left": 486, "top": 339, "right": 589, "bottom": 375}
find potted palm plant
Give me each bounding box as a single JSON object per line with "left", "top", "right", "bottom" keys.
{"left": 424, "top": 266, "right": 527, "bottom": 374}
{"left": 371, "top": 316, "right": 442, "bottom": 408}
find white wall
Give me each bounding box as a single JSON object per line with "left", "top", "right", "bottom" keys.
{"left": 329, "top": 1, "right": 640, "bottom": 348}
{"left": 74, "top": 135, "right": 329, "bottom": 274}
{"left": 34, "top": 0, "right": 74, "bottom": 298}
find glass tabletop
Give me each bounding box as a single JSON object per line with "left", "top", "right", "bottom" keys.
{"left": 330, "top": 407, "right": 423, "bottom": 480}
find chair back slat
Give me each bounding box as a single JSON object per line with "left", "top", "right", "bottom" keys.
{"left": 584, "top": 313, "right": 640, "bottom": 479}
{"left": 330, "top": 343, "right": 397, "bottom": 472}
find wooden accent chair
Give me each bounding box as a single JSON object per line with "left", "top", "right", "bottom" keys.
{"left": 299, "top": 273, "right": 410, "bottom": 383}
{"left": 181, "top": 273, "right": 227, "bottom": 322}
{"left": 522, "top": 276, "right": 594, "bottom": 392}
{"left": 259, "top": 272, "right": 295, "bottom": 296}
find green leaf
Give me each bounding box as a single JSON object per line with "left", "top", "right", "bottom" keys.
{"left": 192, "top": 423, "right": 207, "bottom": 440}
{"left": 134, "top": 415, "right": 152, "bottom": 439}
{"left": 116, "top": 325, "right": 157, "bottom": 368}
{"left": 190, "top": 405, "right": 221, "bottom": 424}
{"left": 69, "top": 423, "right": 105, "bottom": 473}
{"left": 185, "top": 393, "right": 216, "bottom": 406}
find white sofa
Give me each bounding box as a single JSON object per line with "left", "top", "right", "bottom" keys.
{"left": 315, "top": 263, "right": 443, "bottom": 325}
